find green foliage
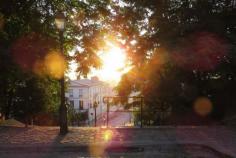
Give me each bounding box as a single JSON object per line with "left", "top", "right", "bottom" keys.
{"left": 0, "top": 0, "right": 236, "bottom": 126}
{"left": 0, "top": 0, "right": 111, "bottom": 124}
{"left": 67, "top": 104, "right": 88, "bottom": 126}
{"left": 116, "top": 0, "right": 236, "bottom": 125}
{"left": 0, "top": 1, "right": 60, "bottom": 123}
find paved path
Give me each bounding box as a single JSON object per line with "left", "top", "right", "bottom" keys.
{"left": 108, "top": 112, "right": 131, "bottom": 127}
{"left": 96, "top": 111, "right": 131, "bottom": 127}
{"left": 0, "top": 126, "right": 235, "bottom": 157}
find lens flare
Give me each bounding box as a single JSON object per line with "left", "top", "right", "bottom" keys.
{"left": 11, "top": 33, "right": 57, "bottom": 72}
{"left": 172, "top": 32, "right": 227, "bottom": 71}
{"left": 44, "top": 52, "right": 66, "bottom": 79}
{"left": 33, "top": 60, "right": 45, "bottom": 76}
{"left": 103, "top": 129, "right": 113, "bottom": 141}
{"left": 92, "top": 42, "right": 131, "bottom": 85}
{"left": 89, "top": 144, "right": 106, "bottom": 157}
{"left": 193, "top": 97, "right": 213, "bottom": 116}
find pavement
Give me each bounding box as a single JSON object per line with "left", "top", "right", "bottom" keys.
{"left": 95, "top": 105, "right": 132, "bottom": 127}
{"left": 0, "top": 126, "right": 235, "bottom": 157}
{"left": 97, "top": 111, "right": 132, "bottom": 127}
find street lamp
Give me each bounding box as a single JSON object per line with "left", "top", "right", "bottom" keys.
{"left": 55, "top": 12, "right": 65, "bottom": 31}
{"left": 55, "top": 12, "right": 68, "bottom": 135}
{"left": 93, "top": 101, "right": 98, "bottom": 127}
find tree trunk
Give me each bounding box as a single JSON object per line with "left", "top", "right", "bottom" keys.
{"left": 5, "top": 91, "right": 13, "bottom": 119}
{"left": 25, "top": 119, "right": 28, "bottom": 128}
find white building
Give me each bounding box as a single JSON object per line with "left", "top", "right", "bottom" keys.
{"left": 65, "top": 77, "right": 114, "bottom": 125}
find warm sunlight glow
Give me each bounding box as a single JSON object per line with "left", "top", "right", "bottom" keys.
{"left": 67, "top": 60, "right": 78, "bottom": 80}
{"left": 193, "top": 97, "right": 213, "bottom": 116}
{"left": 93, "top": 43, "right": 131, "bottom": 85}
{"left": 44, "top": 52, "right": 66, "bottom": 79}
{"left": 67, "top": 42, "right": 131, "bottom": 85}
{"left": 103, "top": 129, "right": 113, "bottom": 141}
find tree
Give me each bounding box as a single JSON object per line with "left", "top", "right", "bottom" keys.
{"left": 0, "top": 0, "right": 111, "bottom": 127}
{"left": 115, "top": 0, "right": 236, "bottom": 125}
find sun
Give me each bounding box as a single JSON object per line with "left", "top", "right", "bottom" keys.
{"left": 67, "top": 42, "right": 131, "bottom": 84}
{"left": 94, "top": 44, "right": 130, "bottom": 85}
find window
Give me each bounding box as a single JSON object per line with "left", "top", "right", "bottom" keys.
{"left": 70, "top": 100, "right": 74, "bottom": 108}
{"left": 69, "top": 89, "right": 73, "bottom": 97}
{"left": 79, "top": 89, "right": 83, "bottom": 98}
{"left": 79, "top": 100, "right": 84, "bottom": 110}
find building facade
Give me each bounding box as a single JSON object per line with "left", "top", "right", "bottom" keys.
{"left": 65, "top": 77, "right": 114, "bottom": 125}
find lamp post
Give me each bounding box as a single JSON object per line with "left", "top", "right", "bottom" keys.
{"left": 93, "top": 101, "right": 98, "bottom": 127}
{"left": 55, "top": 12, "right": 68, "bottom": 134}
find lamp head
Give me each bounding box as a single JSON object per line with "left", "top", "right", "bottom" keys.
{"left": 55, "top": 12, "right": 65, "bottom": 31}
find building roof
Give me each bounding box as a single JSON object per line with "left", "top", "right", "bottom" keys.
{"left": 69, "top": 78, "right": 107, "bottom": 87}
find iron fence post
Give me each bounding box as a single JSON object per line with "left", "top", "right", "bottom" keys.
{"left": 107, "top": 102, "right": 109, "bottom": 127}
{"left": 140, "top": 97, "right": 143, "bottom": 128}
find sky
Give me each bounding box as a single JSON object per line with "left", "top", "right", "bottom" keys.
{"left": 66, "top": 44, "right": 131, "bottom": 86}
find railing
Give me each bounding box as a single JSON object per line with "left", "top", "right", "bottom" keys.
{"left": 103, "top": 96, "right": 144, "bottom": 127}
{"left": 102, "top": 96, "right": 174, "bottom": 127}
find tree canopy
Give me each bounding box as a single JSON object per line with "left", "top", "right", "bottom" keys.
{"left": 114, "top": 0, "right": 236, "bottom": 125}
{"left": 0, "top": 0, "right": 110, "bottom": 124}
{"left": 0, "top": 0, "right": 236, "bottom": 125}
